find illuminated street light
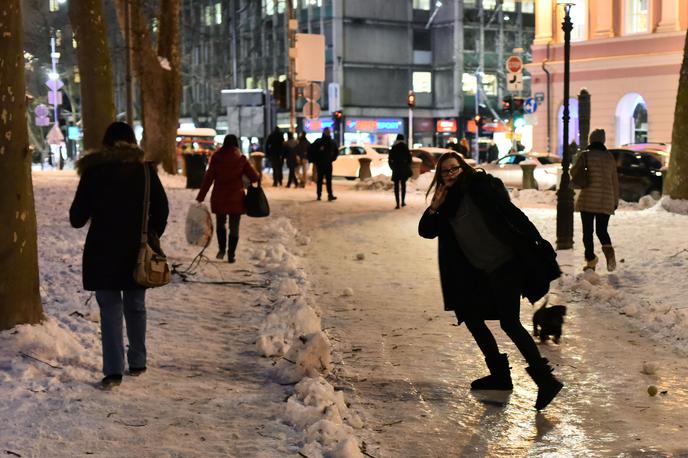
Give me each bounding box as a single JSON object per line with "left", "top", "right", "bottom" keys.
{"left": 48, "top": 71, "right": 59, "bottom": 81}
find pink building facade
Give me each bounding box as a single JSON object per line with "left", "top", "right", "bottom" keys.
{"left": 527, "top": 0, "right": 688, "bottom": 155}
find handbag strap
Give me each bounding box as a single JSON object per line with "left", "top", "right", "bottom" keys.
{"left": 140, "top": 162, "right": 150, "bottom": 243}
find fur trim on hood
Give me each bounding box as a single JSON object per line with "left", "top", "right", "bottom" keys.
{"left": 75, "top": 141, "right": 145, "bottom": 175}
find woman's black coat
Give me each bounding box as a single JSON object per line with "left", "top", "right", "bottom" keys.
{"left": 70, "top": 143, "right": 169, "bottom": 291}
{"left": 388, "top": 142, "right": 412, "bottom": 181}
{"left": 418, "top": 171, "right": 560, "bottom": 323}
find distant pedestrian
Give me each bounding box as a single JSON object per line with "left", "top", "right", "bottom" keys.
{"left": 460, "top": 137, "right": 471, "bottom": 159}
{"left": 418, "top": 151, "right": 563, "bottom": 411}
{"left": 70, "top": 121, "right": 169, "bottom": 390}
{"left": 388, "top": 133, "right": 412, "bottom": 209}
{"left": 284, "top": 132, "right": 300, "bottom": 188}
{"left": 196, "top": 134, "right": 260, "bottom": 263}
{"left": 571, "top": 129, "right": 620, "bottom": 272}
{"left": 487, "top": 140, "right": 500, "bottom": 163}
{"left": 309, "top": 127, "right": 339, "bottom": 201}
{"left": 265, "top": 127, "right": 284, "bottom": 187}
{"left": 295, "top": 132, "right": 311, "bottom": 187}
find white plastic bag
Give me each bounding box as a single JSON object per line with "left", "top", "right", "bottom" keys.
{"left": 185, "top": 202, "right": 213, "bottom": 247}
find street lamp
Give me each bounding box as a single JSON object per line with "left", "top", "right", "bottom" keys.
{"left": 556, "top": 0, "right": 575, "bottom": 250}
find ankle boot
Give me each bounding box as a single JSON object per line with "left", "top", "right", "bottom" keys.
{"left": 471, "top": 353, "right": 513, "bottom": 390}
{"left": 601, "top": 245, "right": 616, "bottom": 271}
{"left": 526, "top": 358, "right": 563, "bottom": 410}
{"left": 583, "top": 255, "right": 598, "bottom": 272}
{"left": 227, "top": 236, "right": 239, "bottom": 263}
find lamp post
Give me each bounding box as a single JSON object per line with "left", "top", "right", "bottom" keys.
{"left": 555, "top": 0, "right": 575, "bottom": 250}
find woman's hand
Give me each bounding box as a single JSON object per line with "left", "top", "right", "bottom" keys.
{"left": 430, "top": 183, "right": 448, "bottom": 211}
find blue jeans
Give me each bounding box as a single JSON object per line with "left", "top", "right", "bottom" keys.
{"left": 95, "top": 289, "right": 146, "bottom": 376}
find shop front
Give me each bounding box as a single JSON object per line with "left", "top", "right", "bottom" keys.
{"left": 344, "top": 117, "right": 403, "bottom": 146}
{"left": 435, "top": 119, "right": 459, "bottom": 147}
{"left": 413, "top": 118, "right": 434, "bottom": 147}
{"left": 302, "top": 117, "right": 335, "bottom": 143}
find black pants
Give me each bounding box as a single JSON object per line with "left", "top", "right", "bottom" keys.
{"left": 272, "top": 157, "right": 284, "bottom": 186}
{"left": 460, "top": 260, "right": 542, "bottom": 367}
{"left": 393, "top": 178, "right": 407, "bottom": 206}
{"left": 580, "top": 211, "right": 611, "bottom": 261}
{"left": 216, "top": 214, "right": 241, "bottom": 253}
{"left": 287, "top": 165, "right": 299, "bottom": 187}
{"left": 316, "top": 165, "right": 333, "bottom": 198}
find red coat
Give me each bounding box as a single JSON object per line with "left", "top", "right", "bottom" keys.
{"left": 196, "top": 147, "right": 260, "bottom": 215}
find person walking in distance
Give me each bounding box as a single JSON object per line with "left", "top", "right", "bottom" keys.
{"left": 70, "top": 122, "right": 169, "bottom": 389}
{"left": 388, "top": 133, "right": 413, "bottom": 209}
{"left": 196, "top": 135, "right": 260, "bottom": 263}
{"left": 571, "top": 129, "right": 619, "bottom": 272}
{"left": 265, "top": 127, "right": 285, "bottom": 187}
{"left": 310, "top": 127, "right": 339, "bottom": 201}
{"left": 418, "top": 151, "right": 564, "bottom": 411}
{"left": 284, "top": 131, "right": 300, "bottom": 188}
{"left": 295, "top": 132, "right": 311, "bottom": 187}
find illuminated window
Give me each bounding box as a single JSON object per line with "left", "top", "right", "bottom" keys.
{"left": 215, "top": 3, "right": 222, "bottom": 24}
{"left": 49, "top": 0, "right": 59, "bottom": 12}
{"left": 482, "top": 74, "right": 497, "bottom": 96}
{"left": 626, "top": 0, "right": 649, "bottom": 34}
{"left": 203, "top": 6, "right": 213, "bottom": 26}
{"left": 566, "top": 0, "right": 587, "bottom": 42}
{"left": 462, "top": 73, "right": 477, "bottom": 95}
{"left": 264, "top": 0, "right": 274, "bottom": 16}
{"left": 413, "top": 72, "right": 432, "bottom": 93}
{"left": 503, "top": 0, "right": 516, "bottom": 12}
{"left": 413, "top": 0, "right": 430, "bottom": 10}
{"left": 483, "top": 0, "right": 497, "bottom": 9}
{"left": 521, "top": 0, "right": 535, "bottom": 13}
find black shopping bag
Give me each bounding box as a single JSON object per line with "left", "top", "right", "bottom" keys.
{"left": 246, "top": 184, "right": 270, "bottom": 217}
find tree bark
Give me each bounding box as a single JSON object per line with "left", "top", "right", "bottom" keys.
{"left": 116, "top": 0, "right": 181, "bottom": 174}
{"left": 0, "top": 0, "right": 44, "bottom": 330}
{"left": 665, "top": 30, "right": 688, "bottom": 200}
{"left": 69, "top": 0, "right": 116, "bottom": 152}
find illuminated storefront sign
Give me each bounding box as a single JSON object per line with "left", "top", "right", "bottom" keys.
{"left": 303, "top": 118, "right": 335, "bottom": 132}
{"left": 436, "top": 119, "right": 458, "bottom": 133}
{"left": 345, "top": 118, "right": 403, "bottom": 133}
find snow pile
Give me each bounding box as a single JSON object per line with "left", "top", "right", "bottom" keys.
{"left": 252, "top": 217, "right": 364, "bottom": 456}
{"left": 410, "top": 171, "right": 435, "bottom": 194}
{"left": 510, "top": 189, "right": 558, "bottom": 206}
{"left": 354, "top": 174, "right": 393, "bottom": 191}
{"left": 660, "top": 196, "right": 688, "bottom": 215}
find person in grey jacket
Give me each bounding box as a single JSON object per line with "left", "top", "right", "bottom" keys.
{"left": 571, "top": 129, "right": 620, "bottom": 271}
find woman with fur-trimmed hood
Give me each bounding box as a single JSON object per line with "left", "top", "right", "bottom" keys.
{"left": 70, "top": 122, "right": 168, "bottom": 389}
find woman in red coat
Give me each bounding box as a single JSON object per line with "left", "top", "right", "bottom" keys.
{"left": 196, "top": 135, "right": 260, "bottom": 263}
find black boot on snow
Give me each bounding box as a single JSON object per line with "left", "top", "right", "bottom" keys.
{"left": 471, "top": 353, "right": 513, "bottom": 390}
{"left": 526, "top": 358, "right": 563, "bottom": 410}
{"left": 227, "top": 236, "right": 239, "bottom": 263}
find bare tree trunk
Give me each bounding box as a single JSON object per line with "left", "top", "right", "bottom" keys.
{"left": 665, "top": 30, "right": 688, "bottom": 200}
{"left": 0, "top": 0, "right": 44, "bottom": 330}
{"left": 69, "top": 0, "right": 116, "bottom": 151}
{"left": 116, "top": 0, "right": 181, "bottom": 174}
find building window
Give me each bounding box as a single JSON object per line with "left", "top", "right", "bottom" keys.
{"left": 49, "top": 0, "right": 59, "bottom": 12}
{"left": 413, "top": 0, "right": 431, "bottom": 10}
{"left": 521, "top": 0, "right": 535, "bottom": 14}
{"left": 203, "top": 5, "right": 213, "bottom": 26}
{"left": 413, "top": 72, "right": 432, "bottom": 93}
{"left": 503, "top": 0, "right": 516, "bottom": 12}
{"left": 215, "top": 3, "right": 222, "bottom": 25}
{"left": 626, "top": 0, "right": 649, "bottom": 34}
{"left": 483, "top": 0, "right": 497, "bottom": 9}
{"left": 462, "top": 73, "right": 477, "bottom": 95}
{"left": 482, "top": 74, "right": 497, "bottom": 96}
{"left": 569, "top": 0, "right": 587, "bottom": 42}
{"left": 264, "top": 0, "right": 274, "bottom": 16}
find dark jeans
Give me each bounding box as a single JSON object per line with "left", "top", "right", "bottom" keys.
{"left": 393, "top": 178, "right": 407, "bottom": 206}
{"left": 460, "top": 260, "right": 542, "bottom": 367}
{"left": 287, "top": 166, "right": 299, "bottom": 187}
{"left": 95, "top": 289, "right": 146, "bottom": 376}
{"left": 316, "top": 164, "right": 333, "bottom": 198}
{"left": 216, "top": 214, "right": 241, "bottom": 253}
{"left": 580, "top": 211, "right": 611, "bottom": 261}
{"left": 272, "top": 157, "right": 284, "bottom": 186}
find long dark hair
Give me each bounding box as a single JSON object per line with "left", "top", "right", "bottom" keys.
{"left": 102, "top": 122, "right": 137, "bottom": 147}
{"left": 223, "top": 134, "right": 239, "bottom": 149}
{"left": 425, "top": 151, "right": 477, "bottom": 199}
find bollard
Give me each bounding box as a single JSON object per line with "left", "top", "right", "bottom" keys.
{"left": 358, "top": 157, "right": 372, "bottom": 180}
{"left": 520, "top": 162, "right": 538, "bottom": 190}
{"left": 411, "top": 157, "right": 422, "bottom": 180}
{"left": 183, "top": 153, "right": 208, "bottom": 189}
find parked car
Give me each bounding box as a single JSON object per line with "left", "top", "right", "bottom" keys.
{"left": 332, "top": 144, "right": 391, "bottom": 179}
{"left": 620, "top": 142, "right": 671, "bottom": 167}
{"left": 481, "top": 153, "right": 562, "bottom": 190}
{"left": 411, "top": 147, "right": 476, "bottom": 174}
{"left": 608, "top": 148, "right": 664, "bottom": 202}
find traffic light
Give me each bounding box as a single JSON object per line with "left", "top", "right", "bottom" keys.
{"left": 272, "top": 80, "right": 287, "bottom": 109}
{"left": 407, "top": 90, "right": 416, "bottom": 108}
{"left": 474, "top": 114, "right": 484, "bottom": 132}
{"left": 502, "top": 95, "right": 513, "bottom": 113}
{"left": 512, "top": 97, "right": 525, "bottom": 113}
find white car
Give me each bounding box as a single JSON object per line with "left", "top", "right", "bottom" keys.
{"left": 332, "top": 144, "right": 391, "bottom": 179}
{"left": 481, "top": 153, "right": 562, "bottom": 190}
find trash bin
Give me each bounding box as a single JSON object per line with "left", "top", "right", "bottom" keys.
{"left": 520, "top": 162, "right": 538, "bottom": 190}
{"left": 411, "top": 157, "right": 422, "bottom": 180}
{"left": 358, "top": 157, "right": 372, "bottom": 180}
{"left": 183, "top": 153, "right": 207, "bottom": 189}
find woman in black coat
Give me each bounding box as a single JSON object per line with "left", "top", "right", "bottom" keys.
{"left": 418, "top": 151, "right": 563, "bottom": 410}
{"left": 388, "top": 134, "right": 413, "bottom": 209}
{"left": 70, "top": 122, "right": 169, "bottom": 389}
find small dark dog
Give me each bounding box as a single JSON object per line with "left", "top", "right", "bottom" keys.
{"left": 532, "top": 296, "right": 567, "bottom": 344}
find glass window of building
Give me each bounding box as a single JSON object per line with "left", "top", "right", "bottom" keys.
{"left": 413, "top": 72, "right": 432, "bottom": 93}
{"left": 462, "top": 73, "right": 477, "bottom": 95}
{"left": 625, "top": 0, "right": 649, "bottom": 34}
{"left": 49, "top": 0, "right": 59, "bottom": 12}
{"left": 215, "top": 3, "right": 222, "bottom": 24}
{"left": 565, "top": 0, "right": 587, "bottom": 42}
{"left": 503, "top": 0, "right": 516, "bottom": 12}
{"left": 521, "top": 0, "right": 535, "bottom": 13}
{"left": 413, "top": 0, "right": 431, "bottom": 10}
{"left": 482, "top": 74, "right": 497, "bottom": 96}
{"left": 264, "top": 0, "right": 274, "bottom": 16}
{"left": 483, "top": 0, "right": 497, "bottom": 9}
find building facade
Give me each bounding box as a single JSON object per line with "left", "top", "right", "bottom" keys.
{"left": 527, "top": 0, "right": 688, "bottom": 155}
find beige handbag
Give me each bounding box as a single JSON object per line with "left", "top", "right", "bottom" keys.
{"left": 133, "top": 163, "right": 171, "bottom": 288}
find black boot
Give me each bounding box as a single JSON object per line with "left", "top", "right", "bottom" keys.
{"left": 471, "top": 353, "right": 513, "bottom": 390}
{"left": 526, "top": 358, "right": 563, "bottom": 410}
{"left": 227, "top": 236, "right": 239, "bottom": 263}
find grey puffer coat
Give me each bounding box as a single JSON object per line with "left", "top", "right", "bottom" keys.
{"left": 572, "top": 142, "right": 619, "bottom": 215}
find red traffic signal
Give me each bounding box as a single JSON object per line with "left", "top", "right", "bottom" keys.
{"left": 407, "top": 90, "right": 416, "bottom": 108}
{"left": 333, "top": 110, "right": 343, "bottom": 119}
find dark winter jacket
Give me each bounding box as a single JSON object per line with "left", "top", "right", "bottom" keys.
{"left": 388, "top": 141, "right": 412, "bottom": 181}
{"left": 308, "top": 135, "right": 339, "bottom": 168}
{"left": 265, "top": 130, "right": 285, "bottom": 165}
{"left": 70, "top": 143, "right": 169, "bottom": 291}
{"left": 285, "top": 139, "right": 300, "bottom": 168}
{"left": 295, "top": 138, "right": 310, "bottom": 162}
{"left": 418, "top": 171, "right": 561, "bottom": 323}
{"left": 196, "top": 146, "right": 260, "bottom": 215}
{"left": 572, "top": 142, "right": 619, "bottom": 215}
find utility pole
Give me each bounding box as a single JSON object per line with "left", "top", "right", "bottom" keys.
{"left": 230, "top": 0, "right": 238, "bottom": 88}
{"left": 124, "top": 0, "right": 133, "bottom": 125}
{"left": 287, "top": 0, "right": 297, "bottom": 134}
{"left": 453, "top": 0, "right": 464, "bottom": 133}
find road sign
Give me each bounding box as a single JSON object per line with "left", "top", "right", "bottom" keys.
{"left": 507, "top": 72, "right": 523, "bottom": 92}
{"left": 35, "top": 116, "right": 50, "bottom": 127}
{"left": 303, "top": 82, "right": 321, "bottom": 101}
{"left": 34, "top": 104, "right": 50, "bottom": 118}
{"left": 506, "top": 55, "right": 523, "bottom": 73}
{"left": 534, "top": 92, "right": 545, "bottom": 103}
{"left": 328, "top": 82, "right": 341, "bottom": 112}
{"left": 48, "top": 91, "right": 62, "bottom": 106}
{"left": 45, "top": 79, "right": 64, "bottom": 92}
{"left": 303, "top": 101, "right": 321, "bottom": 120}
{"left": 46, "top": 123, "right": 64, "bottom": 145}
{"left": 524, "top": 98, "right": 538, "bottom": 113}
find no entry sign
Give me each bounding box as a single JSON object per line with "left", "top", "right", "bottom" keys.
{"left": 506, "top": 55, "right": 523, "bottom": 73}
